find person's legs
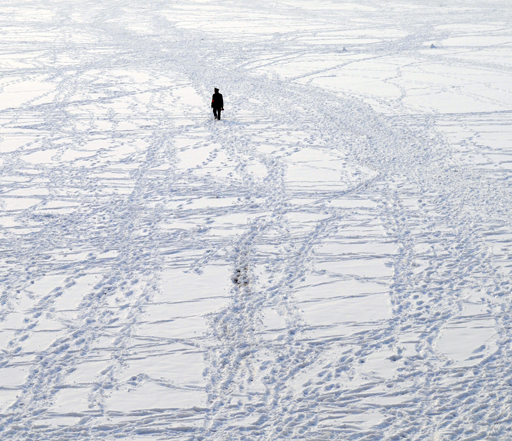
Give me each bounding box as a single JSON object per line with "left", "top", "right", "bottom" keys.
{"left": 213, "top": 108, "right": 219, "bottom": 119}
{"left": 217, "top": 109, "right": 222, "bottom": 120}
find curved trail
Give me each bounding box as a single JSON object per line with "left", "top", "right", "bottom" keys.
{"left": 1, "top": 0, "right": 512, "bottom": 440}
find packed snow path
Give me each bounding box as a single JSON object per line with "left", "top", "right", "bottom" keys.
{"left": 1, "top": 0, "right": 512, "bottom": 439}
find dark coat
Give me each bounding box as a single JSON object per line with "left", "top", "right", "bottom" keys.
{"left": 211, "top": 92, "right": 224, "bottom": 109}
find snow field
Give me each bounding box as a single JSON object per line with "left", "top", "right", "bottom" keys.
{"left": 1, "top": 0, "right": 512, "bottom": 439}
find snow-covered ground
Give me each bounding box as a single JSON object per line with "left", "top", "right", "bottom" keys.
{"left": 1, "top": 0, "right": 512, "bottom": 439}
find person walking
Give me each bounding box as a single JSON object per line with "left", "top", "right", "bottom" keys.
{"left": 211, "top": 88, "right": 224, "bottom": 120}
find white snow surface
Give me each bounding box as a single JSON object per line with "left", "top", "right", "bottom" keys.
{"left": 1, "top": 0, "right": 512, "bottom": 439}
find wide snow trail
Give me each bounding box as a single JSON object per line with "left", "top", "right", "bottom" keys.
{"left": 1, "top": 0, "right": 512, "bottom": 440}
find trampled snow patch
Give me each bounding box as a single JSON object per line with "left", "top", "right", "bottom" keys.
{"left": 2, "top": 0, "right": 512, "bottom": 439}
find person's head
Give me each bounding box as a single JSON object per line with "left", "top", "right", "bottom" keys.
{"left": 214, "top": 88, "right": 219, "bottom": 92}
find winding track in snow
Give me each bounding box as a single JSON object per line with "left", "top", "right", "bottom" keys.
{"left": 1, "top": 0, "right": 512, "bottom": 440}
